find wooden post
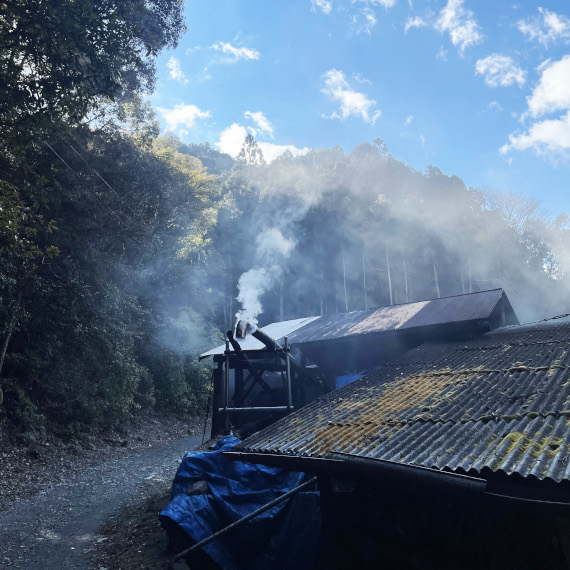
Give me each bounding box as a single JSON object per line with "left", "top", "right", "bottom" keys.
{"left": 234, "top": 366, "right": 244, "bottom": 408}
{"left": 315, "top": 476, "right": 335, "bottom": 569}
{"left": 211, "top": 361, "right": 223, "bottom": 437}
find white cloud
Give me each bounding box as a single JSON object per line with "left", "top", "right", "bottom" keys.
{"left": 216, "top": 123, "right": 309, "bottom": 162}
{"left": 501, "top": 56, "right": 570, "bottom": 156}
{"left": 311, "top": 0, "right": 333, "bottom": 14}
{"left": 487, "top": 101, "right": 503, "bottom": 111}
{"left": 217, "top": 123, "right": 248, "bottom": 157}
{"left": 244, "top": 111, "right": 274, "bottom": 139}
{"left": 436, "top": 0, "right": 483, "bottom": 53}
{"left": 501, "top": 111, "right": 570, "bottom": 155}
{"left": 353, "top": 0, "right": 396, "bottom": 8}
{"left": 217, "top": 123, "right": 247, "bottom": 157}
{"left": 166, "top": 57, "right": 188, "bottom": 84}
{"left": 475, "top": 54, "right": 526, "bottom": 88}
{"left": 526, "top": 56, "right": 570, "bottom": 118}
{"left": 436, "top": 46, "right": 448, "bottom": 61}
{"left": 259, "top": 142, "right": 310, "bottom": 163}
{"left": 405, "top": 15, "right": 426, "bottom": 32}
{"left": 352, "top": 72, "right": 372, "bottom": 84}
{"left": 405, "top": 114, "right": 414, "bottom": 125}
{"left": 321, "top": 69, "right": 381, "bottom": 124}
{"left": 518, "top": 7, "right": 570, "bottom": 46}
{"left": 352, "top": 7, "right": 377, "bottom": 34}
{"left": 211, "top": 42, "right": 260, "bottom": 61}
{"left": 157, "top": 103, "right": 210, "bottom": 135}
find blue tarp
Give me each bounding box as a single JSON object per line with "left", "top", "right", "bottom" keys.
{"left": 160, "top": 436, "right": 321, "bottom": 569}
{"left": 335, "top": 374, "right": 364, "bottom": 389}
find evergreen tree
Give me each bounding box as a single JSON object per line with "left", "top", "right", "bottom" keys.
{"left": 237, "top": 134, "right": 266, "bottom": 166}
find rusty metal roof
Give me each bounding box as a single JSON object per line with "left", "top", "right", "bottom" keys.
{"left": 286, "top": 288, "right": 517, "bottom": 345}
{"left": 236, "top": 317, "right": 570, "bottom": 482}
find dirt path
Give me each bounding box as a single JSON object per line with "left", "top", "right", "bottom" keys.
{"left": 0, "top": 434, "right": 201, "bottom": 569}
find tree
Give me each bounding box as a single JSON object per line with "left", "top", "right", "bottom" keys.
{"left": 0, "top": 0, "right": 186, "bottom": 145}
{"left": 237, "top": 134, "right": 266, "bottom": 166}
{"left": 0, "top": 182, "right": 58, "bottom": 380}
{"left": 0, "top": 3, "right": 223, "bottom": 439}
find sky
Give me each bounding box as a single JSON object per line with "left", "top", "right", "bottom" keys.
{"left": 150, "top": 0, "right": 570, "bottom": 218}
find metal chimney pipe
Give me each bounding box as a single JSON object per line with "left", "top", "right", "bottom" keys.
{"left": 235, "top": 319, "right": 281, "bottom": 352}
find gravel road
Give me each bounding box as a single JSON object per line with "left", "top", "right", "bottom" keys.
{"left": 0, "top": 434, "right": 201, "bottom": 569}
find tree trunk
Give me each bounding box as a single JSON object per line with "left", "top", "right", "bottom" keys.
{"left": 0, "top": 289, "right": 22, "bottom": 380}
{"left": 402, "top": 254, "right": 409, "bottom": 303}
{"left": 362, "top": 248, "right": 368, "bottom": 309}
{"left": 408, "top": 254, "right": 414, "bottom": 301}
{"left": 433, "top": 258, "right": 441, "bottom": 299}
{"left": 223, "top": 299, "right": 228, "bottom": 332}
{"left": 386, "top": 246, "right": 393, "bottom": 305}
{"left": 342, "top": 244, "right": 348, "bottom": 312}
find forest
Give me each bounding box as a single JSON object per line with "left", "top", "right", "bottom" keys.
{"left": 2, "top": 0, "right": 569, "bottom": 441}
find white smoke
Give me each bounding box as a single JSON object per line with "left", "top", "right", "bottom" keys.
{"left": 257, "top": 227, "right": 295, "bottom": 260}
{"left": 235, "top": 228, "right": 295, "bottom": 325}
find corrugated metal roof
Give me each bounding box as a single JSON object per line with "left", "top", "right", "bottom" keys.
{"left": 236, "top": 318, "right": 570, "bottom": 482}
{"left": 199, "top": 316, "right": 320, "bottom": 359}
{"left": 201, "top": 289, "right": 515, "bottom": 358}
{"left": 286, "top": 288, "right": 512, "bottom": 344}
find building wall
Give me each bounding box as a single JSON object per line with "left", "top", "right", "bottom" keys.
{"left": 316, "top": 480, "right": 570, "bottom": 569}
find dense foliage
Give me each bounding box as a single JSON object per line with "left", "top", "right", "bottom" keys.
{"left": 0, "top": 0, "right": 217, "bottom": 440}
{"left": 1, "top": 1, "right": 569, "bottom": 442}
{"left": 0, "top": 0, "right": 185, "bottom": 144}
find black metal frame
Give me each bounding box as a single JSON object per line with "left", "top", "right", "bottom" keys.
{"left": 210, "top": 332, "right": 331, "bottom": 438}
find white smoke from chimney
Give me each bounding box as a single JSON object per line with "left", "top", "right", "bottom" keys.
{"left": 235, "top": 228, "right": 295, "bottom": 325}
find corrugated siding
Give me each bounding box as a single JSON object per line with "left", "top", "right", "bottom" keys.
{"left": 287, "top": 289, "right": 505, "bottom": 344}
{"left": 237, "top": 319, "right": 570, "bottom": 482}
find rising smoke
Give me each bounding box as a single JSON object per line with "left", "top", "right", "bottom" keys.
{"left": 226, "top": 141, "right": 570, "bottom": 326}
{"left": 235, "top": 228, "right": 295, "bottom": 324}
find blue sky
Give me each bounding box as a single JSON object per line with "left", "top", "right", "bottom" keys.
{"left": 150, "top": 0, "right": 570, "bottom": 217}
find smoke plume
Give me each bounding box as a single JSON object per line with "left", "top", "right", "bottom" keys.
{"left": 223, "top": 141, "right": 570, "bottom": 325}
{"left": 235, "top": 228, "right": 295, "bottom": 324}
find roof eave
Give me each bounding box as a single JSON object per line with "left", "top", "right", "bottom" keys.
{"left": 224, "top": 450, "right": 570, "bottom": 508}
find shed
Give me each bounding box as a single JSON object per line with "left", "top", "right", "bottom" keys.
{"left": 227, "top": 317, "right": 570, "bottom": 568}
{"left": 201, "top": 289, "right": 519, "bottom": 439}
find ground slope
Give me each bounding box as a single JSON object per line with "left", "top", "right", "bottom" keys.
{"left": 0, "top": 428, "right": 201, "bottom": 569}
